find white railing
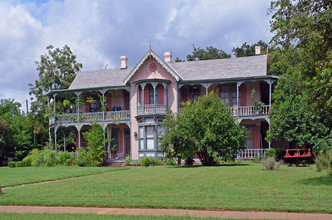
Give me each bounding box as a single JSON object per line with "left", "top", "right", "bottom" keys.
{"left": 231, "top": 105, "right": 269, "bottom": 117}
{"left": 105, "top": 110, "right": 130, "bottom": 121}
{"left": 80, "top": 112, "right": 104, "bottom": 122}
{"left": 54, "top": 110, "right": 130, "bottom": 124}
{"left": 237, "top": 149, "right": 268, "bottom": 160}
{"left": 137, "top": 104, "right": 167, "bottom": 115}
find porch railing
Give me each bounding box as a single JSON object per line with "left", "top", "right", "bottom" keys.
{"left": 237, "top": 149, "right": 268, "bottom": 160}
{"left": 231, "top": 105, "right": 269, "bottom": 117}
{"left": 54, "top": 110, "right": 130, "bottom": 124}
{"left": 137, "top": 104, "right": 167, "bottom": 115}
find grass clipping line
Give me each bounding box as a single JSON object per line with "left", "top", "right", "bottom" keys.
{"left": 2, "top": 167, "right": 129, "bottom": 189}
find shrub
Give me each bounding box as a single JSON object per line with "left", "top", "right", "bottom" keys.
{"left": 140, "top": 157, "right": 163, "bottom": 166}
{"left": 56, "top": 151, "right": 74, "bottom": 165}
{"left": 30, "top": 149, "right": 42, "bottom": 167}
{"left": 22, "top": 155, "right": 32, "bottom": 166}
{"left": 264, "top": 148, "right": 277, "bottom": 159}
{"left": 262, "top": 157, "right": 282, "bottom": 170}
{"left": 8, "top": 161, "right": 16, "bottom": 168}
{"left": 43, "top": 150, "right": 57, "bottom": 166}
{"left": 125, "top": 157, "right": 176, "bottom": 166}
{"left": 75, "top": 148, "right": 89, "bottom": 166}
{"left": 314, "top": 136, "right": 332, "bottom": 176}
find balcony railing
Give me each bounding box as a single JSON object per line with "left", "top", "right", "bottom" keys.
{"left": 237, "top": 149, "right": 268, "bottom": 160}
{"left": 231, "top": 105, "right": 269, "bottom": 117}
{"left": 53, "top": 110, "right": 130, "bottom": 124}
{"left": 137, "top": 104, "right": 167, "bottom": 115}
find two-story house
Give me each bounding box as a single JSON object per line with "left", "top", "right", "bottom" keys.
{"left": 48, "top": 46, "right": 278, "bottom": 161}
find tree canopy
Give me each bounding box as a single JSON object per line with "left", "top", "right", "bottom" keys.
{"left": 267, "top": 0, "right": 331, "bottom": 146}
{"left": 232, "top": 40, "right": 268, "bottom": 57}
{"left": 159, "top": 92, "right": 246, "bottom": 166}
{"left": 0, "top": 99, "right": 33, "bottom": 160}
{"left": 28, "top": 45, "right": 82, "bottom": 149}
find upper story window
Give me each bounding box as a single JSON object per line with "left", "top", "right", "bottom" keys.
{"left": 148, "top": 84, "right": 159, "bottom": 104}
{"left": 220, "top": 84, "right": 240, "bottom": 106}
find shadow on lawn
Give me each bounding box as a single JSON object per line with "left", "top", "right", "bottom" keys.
{"left": 301, "top": 176, "right": 332, "bottom": 186}
{"left": 167, "top": 163, "right": 251, "bottom": 168}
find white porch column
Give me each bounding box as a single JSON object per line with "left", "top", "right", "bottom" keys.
{"left": 74, "top": 92, "right": 81, "bottom": 122}
{"left": 54, "top": 126, "right": 58, "bottom": 153}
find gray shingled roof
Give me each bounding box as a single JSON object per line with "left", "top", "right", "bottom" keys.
{"left": 169, "top": 55, "right": 267, "bottom": 81}
{"left": 69, "top": 67, "right": 133, "bottom": 90}
{"left": 69, "top": 55, "right": 267, "bottom": 89}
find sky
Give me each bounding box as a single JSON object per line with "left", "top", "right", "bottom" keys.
{"left": 0, "top": 0, "right": 273, "bottom": 109}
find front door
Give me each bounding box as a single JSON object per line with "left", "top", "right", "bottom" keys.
{"left": 124, "top": 129, "right": 130, "bottom": 157}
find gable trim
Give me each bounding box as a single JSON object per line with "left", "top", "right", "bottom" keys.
{"left": 123, "top": 50, "right": 182, "bottom": 84}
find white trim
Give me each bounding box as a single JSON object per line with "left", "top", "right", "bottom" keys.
{"left": 123, "top": 50, "right": 182, "bottom": 84}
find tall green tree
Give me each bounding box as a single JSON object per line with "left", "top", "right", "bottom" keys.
{"left": 268, "top": 0, "right": 331, "bottom": 144}
{"left": 82, "top": 122, "right": 109, "bottom": 166}
{"left": 186, "top": 45, "right": 231, "bottom": 61}
{"left": 0, "top": 99, "right": 33, "bottom": 161}
{"left": 159, "top": 92, "right": 246, "bottom": 166}
{"left": 232, "top": 40, "right": 268, "bottom": 57}
{"left": 29, "top": 45, "right": 82, "bottom": 148}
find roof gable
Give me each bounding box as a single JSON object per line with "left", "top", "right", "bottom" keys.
{"left": 123, "top": 50, "right": 182, "bottom": 84}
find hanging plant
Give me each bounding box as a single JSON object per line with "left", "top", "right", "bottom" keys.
{"left": 251, "top": 88, "right": 256, "bottom": 100}
{"left": 99, "top": 94, "right": 107, "bottom": 112}
{"left": 63, "top": 99, "right": 70, "bottom": 107}
{"left": 86, "top": 96, "right": 96, "bottom": 103}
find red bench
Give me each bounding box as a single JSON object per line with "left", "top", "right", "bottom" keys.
{"left": 284, "top": 148, "right": 312, "bottom": 167}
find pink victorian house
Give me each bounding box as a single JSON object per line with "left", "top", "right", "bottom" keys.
{"left": 48, "top": 47, "right": 278, "bottom": 161}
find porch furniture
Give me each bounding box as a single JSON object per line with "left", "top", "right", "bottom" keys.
{"left": 284, "top": 148, "right": 312, "bottom": 167}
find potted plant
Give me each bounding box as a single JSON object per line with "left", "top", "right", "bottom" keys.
{"left": 86, "top": 96, "right": 96, "bottom": 104}
{"left": 251, "top": 101, "right": 265, "bottom": 114}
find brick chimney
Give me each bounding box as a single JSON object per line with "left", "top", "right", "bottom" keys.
{"left": 255, "top": 46, "right": 261, "bottom": 55}
{"left": 120, "top": 56, "right": 128, "bottom": 69}
{"left": 164, "top": 51, "right": 172, "bottom": 63}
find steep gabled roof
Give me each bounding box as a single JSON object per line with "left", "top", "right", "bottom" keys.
{"left": 67, "top": 53, "right": 268, "bottom": 90}
{"left": 169, "top": 55, "right": 267, "bottom": 81}
{"left": 69, "top": 68, "right": 132, "bottom": 90}
{"left": 123, "top": 50, "right": 182, "bottom": 84}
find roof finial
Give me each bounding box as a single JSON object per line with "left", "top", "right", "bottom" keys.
{"left": 149, "top": 41, "right": 151, "bottom": 59}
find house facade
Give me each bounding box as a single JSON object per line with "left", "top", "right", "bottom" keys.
{"left": 48, "top": 47, "right": 278, "bottom": 161}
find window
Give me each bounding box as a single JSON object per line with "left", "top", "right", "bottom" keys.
{"left": 148, "top": 84, "right": 159, "bottom": 104}
{"left": 139, "top": 127, "right": 144, "bottom": 150}
{"left": 220, "top": 84, "right": 240, "bottom": 106}
{"left": 146, "top": 126, "right": 155, "bottom": 150}
{"left": 139, "top": 126, "right": 156, "bottom": 151}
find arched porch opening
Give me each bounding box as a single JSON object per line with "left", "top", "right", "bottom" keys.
{"left": 105, "top": 123, "right": 130, "bottom": 161}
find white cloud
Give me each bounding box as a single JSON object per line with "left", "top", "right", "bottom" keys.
{"left": 0, "top": 0, "right": 273, "bottom": 105}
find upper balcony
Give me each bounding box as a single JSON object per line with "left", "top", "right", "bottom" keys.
{"left": 49, "top": 110, "right": 130, "bottom": 126}
{"left": 137, "top": 104, "right": 167, "bottom": 115}
{"left": 135, "top": 80, "right": 169, "bottom": 117}
{"left": 48, "top": 88, "right": 130, "bottom": 126}
{"left": 231, "top": 105, "right": 269, "bottom": 119}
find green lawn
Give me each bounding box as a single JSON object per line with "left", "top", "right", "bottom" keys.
{"left": 0, "top": 213, "right": 235, "bottom": 220}
{"left": 0, "top": 164, "right": 331, "bottom": 213}
{"left": 0, "top": 166, "right": 127, "bottom": 187}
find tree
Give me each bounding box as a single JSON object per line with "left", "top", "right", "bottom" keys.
{"left": 82, "top": 122, "right": 109, "bottom": 166}
{"left": 0, "top": 99, "right": 33, "bottom": 161}
{"left": 29, "top": 45, "right": 82, "bottom": 148}
{"left": 159, "top": 92, "right": 246, "bottom": 166}
{"left": 186, "top": 45, "right": 231, "bottom": 61}
{"left": 266, "top": 72, "right": 329, "bottom": 148}
{"left": 232, "top": 40, "right": 268, "bottom": 57}
{"left": 267, "top": 0, "right": 331, "bottom": 143}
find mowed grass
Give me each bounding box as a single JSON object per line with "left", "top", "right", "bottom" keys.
{"left": 0, "top": 166, "right": 128, "bottom": 187}
{"left": 0, "top": 213, "right": 234, "bottom": 220}
{"left": 0, "top": 164, "right": 331, "bottom": 213}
